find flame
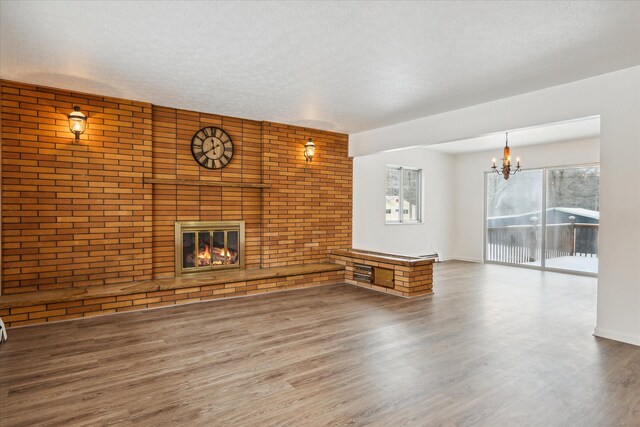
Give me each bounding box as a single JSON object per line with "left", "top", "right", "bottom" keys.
{"left": 196, "top": 244, "right": 238, "bottom": 267}
{"left": 213, "top": 247, "right": 237, "bottom": 264}
{"left": 198, "top": 244, "right": 212, "bottom": 266}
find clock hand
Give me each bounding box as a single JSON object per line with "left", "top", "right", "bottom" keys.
{"left": 204, "top": 144, "right": 219, "bottom": 155}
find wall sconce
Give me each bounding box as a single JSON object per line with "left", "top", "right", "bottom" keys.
{"left": 68, "top": 105, "right": 87, "bottom": 141}
{"left": 304, "top": 138, "right": 316, "bottom": 162}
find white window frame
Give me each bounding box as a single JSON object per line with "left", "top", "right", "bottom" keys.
{"left": 385, "top": 165, "right": 422, "bottom": 224}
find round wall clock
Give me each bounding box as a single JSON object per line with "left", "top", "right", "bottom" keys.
{"left": 191, "top": 126, "right": 234, "bottom": 169}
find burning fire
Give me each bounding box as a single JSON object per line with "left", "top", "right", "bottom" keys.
{"left": 198, "top": 244, "right": 236, "bottom": 266}
{"left": 198, "top": 244, "right": 212, "bottom": 266}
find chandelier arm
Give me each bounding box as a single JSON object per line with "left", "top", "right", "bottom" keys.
{"left": 490, "top": 132, "right": 521, "bottom": 180}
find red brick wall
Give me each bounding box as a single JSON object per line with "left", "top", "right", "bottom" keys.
{"left": 1, "top": 81, "right": 153, "bottom": 293}
{"left": 1, "top": 80, "right": 352, "bottom": 293}
{"left": 262, "top": 122, "right": 352, "bottom": 266}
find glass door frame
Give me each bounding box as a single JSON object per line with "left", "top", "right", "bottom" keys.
{"left": 483, "top": 162, "right": 599, "bottom": 277}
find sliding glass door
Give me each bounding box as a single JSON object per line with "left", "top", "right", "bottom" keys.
{"left": 544, "top": 166, "right": 599, "bottom": 274}
{"left": 485, "top": 165, "right": 599, "bottom": 275}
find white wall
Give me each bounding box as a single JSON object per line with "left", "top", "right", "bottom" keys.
{"left": 452, "top": 137, "right": 600, "bottom": 262}
{"left": 353, "top": 138, "right": 600, "bottom": 262}
{"left": 353, "top": 148, "right": 455, "bottom": 259}
{"left": 350, "top": 66, "right": 640, "bottom": 347}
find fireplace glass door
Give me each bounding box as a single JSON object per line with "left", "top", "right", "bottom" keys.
{"left": 176, "top": 221, "right": 245, "bottom": 275}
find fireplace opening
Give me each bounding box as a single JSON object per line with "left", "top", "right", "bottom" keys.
{"left": 175, "top": 221, "right": 245, "bottom": 276}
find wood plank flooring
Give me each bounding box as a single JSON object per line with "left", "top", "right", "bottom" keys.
{"left": 1, "top": 261, "right": 639, "bottom": 426}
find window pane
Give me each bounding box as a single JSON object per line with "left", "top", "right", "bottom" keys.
{"left": 197, "top": 231, "right": 211, "bottom": 267}
{"left": 212, "top": 231, "right": 225, "bottom": 265}
{"left": 182, "top": 232, "right": 196, "bottom": 268}
{"left": 486, "top": 169, "right": 543, "bottom": 266}
{"left": 545, "top": 167, "right": 599, "bottom": 273}
{"left": 402, "top": 169, "right": 420, "bottom": 222}
{"left": 386, "top": 167, "right": 400, "bottom": 222}
{"left": 227, "top": 230, "right": 239, "bottom": 265}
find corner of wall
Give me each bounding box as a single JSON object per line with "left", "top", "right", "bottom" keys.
{"left": 593, "top": 327, "right": 640, "bottom": 347}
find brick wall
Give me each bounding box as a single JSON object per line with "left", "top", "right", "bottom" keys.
{"left": 1, "top": 80, "right": 352, "bottom": 293}
{"left": 1, "top": 81, "right": 153, "bottom": 293}
{"left": 262, "top": 122, "right": 352, "bottom": 266}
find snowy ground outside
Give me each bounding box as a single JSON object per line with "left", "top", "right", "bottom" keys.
{"left": 525, "top": 255, "right": 598, "bottom": 274}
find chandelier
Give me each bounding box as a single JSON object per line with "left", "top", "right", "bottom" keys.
{"left": 491, "top": 132, "right": 521, "bottom": 180}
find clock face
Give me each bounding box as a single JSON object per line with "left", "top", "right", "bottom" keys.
{"left": 191, "top": 127, "right": 234, "bottom": 169}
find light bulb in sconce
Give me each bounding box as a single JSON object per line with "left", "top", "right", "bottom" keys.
{"left": 68, "top": 106, "right": 87, "bottom": 141}
{"left": 304, "top": 138, "right": 316, "bottom": 162}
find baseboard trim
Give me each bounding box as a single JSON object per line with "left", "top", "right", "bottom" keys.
{"left": 449, "top": 257, "right": 483, "bottom": 263}
{"left": 593, "top": 327, "right": 640, "bottom": 347}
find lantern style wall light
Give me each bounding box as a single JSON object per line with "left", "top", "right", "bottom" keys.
{"left": 304, "top": 138, "right": 316, "bottom": 162}
{"left": 68, "top": 106, "right": 87, "bottom": 141}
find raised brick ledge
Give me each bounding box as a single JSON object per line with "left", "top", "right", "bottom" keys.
{"left": 329, "top": 250, "right": 433, "bottom": 298}
{"left": 0, "top": 263, "right": 345, "bottom": 310}
{"left": 330, "top": 249, "right": 434, "bottom": 267}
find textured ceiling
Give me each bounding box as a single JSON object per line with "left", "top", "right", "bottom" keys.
{"left": 1, "top": 1, "right": 639, "bottom": 134}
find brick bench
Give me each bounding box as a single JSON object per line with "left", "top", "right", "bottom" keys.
{"left": 330, "top": 249, "right": 434, "bottom": 297}
{"left": 0, "top": 263, "right": 345, "bottom": 328}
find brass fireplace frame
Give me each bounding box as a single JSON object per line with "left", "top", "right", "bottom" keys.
{"left": 175, "top": 221, "right": 246, "bottom": 276}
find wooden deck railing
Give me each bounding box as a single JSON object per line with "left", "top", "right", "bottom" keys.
{"left": 487, "top": 221, "right": 598, "bottom": 264}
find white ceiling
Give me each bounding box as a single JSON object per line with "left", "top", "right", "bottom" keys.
{"left": 424, "top": 116, "right": 601, "bottom": 154}
{"left": 1, "top": 1, "right": 639, "bottom": 134}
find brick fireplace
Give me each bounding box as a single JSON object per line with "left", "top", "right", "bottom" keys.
{"left": 0, "top": 79, "right": 353, "bottom": 297}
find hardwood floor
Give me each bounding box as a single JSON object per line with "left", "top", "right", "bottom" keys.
{"left": 1, "top": 261, "right": 638, "bottom": 426}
